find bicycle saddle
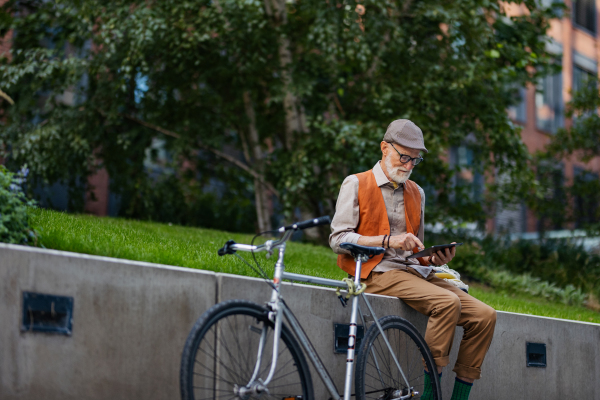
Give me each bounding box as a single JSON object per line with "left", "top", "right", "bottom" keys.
{"left": 340, "top": 243, "right": 385, "bottom": 258}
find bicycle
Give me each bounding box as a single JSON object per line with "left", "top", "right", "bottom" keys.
{"left": 180, "top": 216, "right": 442, "bottom": 400}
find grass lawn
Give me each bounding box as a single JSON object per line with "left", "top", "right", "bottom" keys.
{"left": 468, "top": 284, "right": 600, "bottom": 324}
{"left": 30, "top": 209, "right": 600, "bottom": 324}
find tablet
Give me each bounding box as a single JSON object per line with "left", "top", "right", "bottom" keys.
{"left": 406, "top": 243, "right": 463, "bottom": 259}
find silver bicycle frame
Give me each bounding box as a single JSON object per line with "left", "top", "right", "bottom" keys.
{"left": 228, "top": 234, "right": 412, "bottom": 400}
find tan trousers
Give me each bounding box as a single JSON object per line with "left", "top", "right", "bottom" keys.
{"left": 363, "top": 269, "right": 496, "bottom": 380}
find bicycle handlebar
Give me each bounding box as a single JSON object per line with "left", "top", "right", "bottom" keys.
{"left": 217, "top": 216, "right": 330, "bottom": 256}
{"left": 280, "top": 216, "right": 331, "bottom": 232}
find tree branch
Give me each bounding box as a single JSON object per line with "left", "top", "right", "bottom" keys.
{"left": 122, "top": 114, "right": 280, "bottom": 198}
{"left": 0, "top": 89, "right": 14, "bottom": 105}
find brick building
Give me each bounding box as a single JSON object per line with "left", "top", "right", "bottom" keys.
{"left": 494, "top": 0, "right": 600, "bottom": 239}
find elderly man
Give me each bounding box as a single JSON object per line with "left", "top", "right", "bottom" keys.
{"left": 329, "top": 119, "right": 496, "bottom": 400}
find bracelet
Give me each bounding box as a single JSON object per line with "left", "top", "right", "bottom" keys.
{"left": 382, "top": 235, "right": 387, "bottom": 248}
{"left": 387, "top": 235, "right": 391, "bottom": 249}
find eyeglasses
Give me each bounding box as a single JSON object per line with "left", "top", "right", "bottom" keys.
{"left": 388, "top": 143, "right": 424, "bottom": 166}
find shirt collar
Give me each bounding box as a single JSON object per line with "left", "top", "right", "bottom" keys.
{"left": 373, "top": 161, "right": 398, "bottom": 188}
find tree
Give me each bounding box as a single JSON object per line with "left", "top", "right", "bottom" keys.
{"left": 0, "top": 0, "right": 563, "bottom": 238}
{"left": 535, "top": 78, "right": 600, "bottom": 234}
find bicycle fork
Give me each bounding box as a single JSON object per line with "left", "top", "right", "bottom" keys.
{"left": 236, "top": 244, "right": 287, "bottom": 398}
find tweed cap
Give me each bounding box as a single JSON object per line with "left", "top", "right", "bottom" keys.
{"left": 383, "top": 119, "right": 428, "bottom": 153}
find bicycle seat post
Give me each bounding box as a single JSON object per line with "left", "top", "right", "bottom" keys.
{"left": 269, "top": 243, "right": 286, "bottom": 306}
{"left": 343, "top": 254, "right": 368, "bottom": 400}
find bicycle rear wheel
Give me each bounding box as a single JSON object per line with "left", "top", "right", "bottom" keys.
{"left": 180, "top": 299, "right": 313, "bottom": 400}
{"left": 355, "top": 315, "right": 442, "bottom": 400}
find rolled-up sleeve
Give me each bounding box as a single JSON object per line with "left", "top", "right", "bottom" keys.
{"left": 329, "top": 175, "right": 362, "bottom": 255}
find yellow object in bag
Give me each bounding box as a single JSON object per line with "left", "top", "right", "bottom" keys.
{"left": 434, "top": 265, "right": 469, "bottom": 293}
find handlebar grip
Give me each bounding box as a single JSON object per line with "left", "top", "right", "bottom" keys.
{"left": 284, "top": 216, "right": 331, "bottom": 231}
{"left": 218, "top": 240, "right": 237, "bottom": 256}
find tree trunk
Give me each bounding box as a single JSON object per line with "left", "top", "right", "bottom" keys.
{"left": 263, "top": 0, "right": 326, "bottom": 240}
{"left": 243, "top": 91, "right": 272, "bottom": 233}
{"left": 264, "top": 0, "right": 307, "bottom": 151}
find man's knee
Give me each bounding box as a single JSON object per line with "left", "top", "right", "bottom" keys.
{"left": 478, "top": 304, "right": 497, "bottom": 329}
{"left": 432, "top": 292, "right": 461, "bottom": 319}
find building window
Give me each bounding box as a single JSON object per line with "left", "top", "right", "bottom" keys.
{"left": 573, "top": 65, "right": 596, "bottom": 93}
{"left": 536, "top": 71, "right": 563, "bottom": 133}
{"left": 573, "top": 0, "right": 596, "bottom": 34}
{"left": 573, "top": 167, "right": 600, "bottom": 228}
{"left": 537, "top": 162, "right": 566, "bottom": 231}
{"left": 508, "top": 87, "right": 527, "bottom": 123}
{"left": 572, "top": 64, "right": 597, "bottom": 121}
{"left": 450, "top": 145, "right": 484, "bottom": 203}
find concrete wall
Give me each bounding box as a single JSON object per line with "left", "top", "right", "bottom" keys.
{"left": 0, "top": 244, "right": 216, "bottom": 400}
{"left": 1, "top": 244, "right": 599, "bottom": 399}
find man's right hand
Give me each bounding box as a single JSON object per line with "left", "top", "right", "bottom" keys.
{"left": 389, "top": 233, "right": 424, "bottom": 252}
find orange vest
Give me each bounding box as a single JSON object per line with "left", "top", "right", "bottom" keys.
{"left": 337, "top": 170, "right": 426, "bottom": 278}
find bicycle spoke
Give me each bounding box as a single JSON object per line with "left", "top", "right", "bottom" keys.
{"left": 356, "top": 317, "right": 440, "bottom": 400}
{"left": 217, "top": 320, "right": 247, "bottom": 383}
{"left": 195, "top": 343, "right": 244, "bottom": 385}
{"left": 229, "top": 313, "right": 252, "bottom": 381}
{"left": 182, "top": 302, "right": 311, "bottom": 400}
{"left": 192, "top": 370, "right": 236, "bottom": 387}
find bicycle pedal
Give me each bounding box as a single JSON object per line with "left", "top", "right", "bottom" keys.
{"left": 337, "top": 295, "right": 347, "bottom": 307}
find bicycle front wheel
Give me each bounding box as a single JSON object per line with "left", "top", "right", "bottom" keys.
{"left": 355, "top": 315, "right": 442, "bottom": 400}
{"left": 180, "top": 299, "right": 313, "bottom": 400}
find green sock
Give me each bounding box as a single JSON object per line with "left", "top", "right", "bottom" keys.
{"left": 450, "top": 378, "right": 473, "bottom": 400}
{"left": 421, "top": 370, "right": 441, "bottom": 400}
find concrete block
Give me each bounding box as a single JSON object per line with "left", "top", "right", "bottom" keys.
{"left": 0, "top": 244, "right": 216, "bottom": 400}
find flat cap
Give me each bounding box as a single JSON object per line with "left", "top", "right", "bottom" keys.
{"left": 383, "top": 119, "right": 428, "bottom": 153}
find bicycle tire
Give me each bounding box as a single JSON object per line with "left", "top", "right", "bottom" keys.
{"left": 180, "top": 299, "right": 314, "bottom": 400}
{"left": 355, "top": 315, "right": 442, "bottom": 400}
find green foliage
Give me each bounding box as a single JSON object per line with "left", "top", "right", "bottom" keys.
{"left": 1, "top": 0, "right": 564, "bottom": 228}
{"left": 444, "top": 234, "right": 600, "bottom": 304}
{"left": 549, "top": 81, "right": 600, "bottom": 162}
{"left": 117, "top": 171, "right": 257, "bottom": 233}
{"left": 531, "top": 79, "right": 600, "bottom": 234}
{"left": 465, "top": 268, "right": 588, "bottom": 306}
{"left": 0, "top": 165, "right": 38, "bottom": 245}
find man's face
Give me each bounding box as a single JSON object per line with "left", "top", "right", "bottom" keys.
{"left": 382, "top": 142, "right": 421, "bottom": 184}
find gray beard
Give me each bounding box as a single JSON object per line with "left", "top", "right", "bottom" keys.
{"left": 385, "top": 156, "right": 412, "bottom": 184}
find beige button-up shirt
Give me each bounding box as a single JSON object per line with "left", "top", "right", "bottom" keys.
{"left": 329, "top": 161, "right": 433, "bottom": 278}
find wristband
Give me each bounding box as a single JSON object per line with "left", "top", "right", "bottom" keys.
{"left": 387, "top": 234, "right": 391, "bottom": 249}
{"left": 382, "top": 235, "right": 387, "bottom": 248}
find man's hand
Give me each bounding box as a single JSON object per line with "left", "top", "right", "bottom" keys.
{"left": 388, "top": 233, "right": 424, "bottom": 252}
{"left": 427, "top": 242, "right": 457, "bottom": 265}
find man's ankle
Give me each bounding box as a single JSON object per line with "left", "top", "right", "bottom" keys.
{"left": 421, "top": 369, "right": 441, "bottom": 400}
{"left": 450, "top": 377, "right": 473, "bottom": 400}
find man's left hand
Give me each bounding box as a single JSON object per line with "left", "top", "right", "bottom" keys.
{"left": 427, "top": 242, "right": 457, "bottom": 265}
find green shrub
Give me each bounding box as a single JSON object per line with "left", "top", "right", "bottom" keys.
{"left": 429, "top": 231, "right": 600, "bottom": 304}
{"left": 0, "top": 165, "right": 38, "bottom": 245}
{"left": 116, "top": 173, "right": 257, "bottom": 234}
{"left": 482, "top": 237, "right": 600, "bottom": 298}
{"left": 461, "top": 265, "right": 588, "bottom": 306}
